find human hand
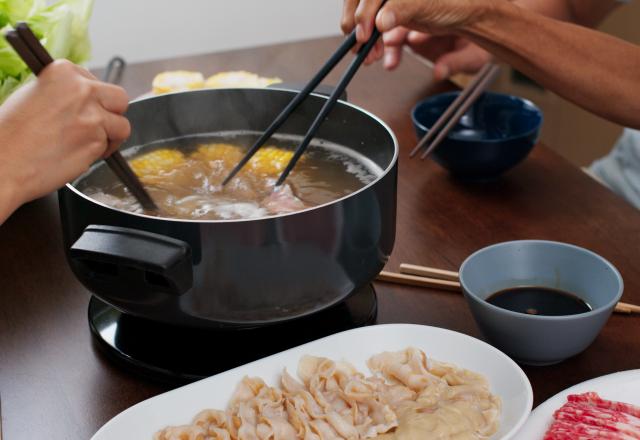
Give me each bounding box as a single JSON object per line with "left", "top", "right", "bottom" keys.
{"left": 0, "top": 59, "right": 131, "bottom": 210}
{"left": 381, "top": 27, "right": 491, "bottom": 80}
{"left": 341, "top": 0, "right": 496, "bottom": 48}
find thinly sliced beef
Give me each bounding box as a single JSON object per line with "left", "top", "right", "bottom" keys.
{"left": 544, "top": 393, "right": 640, "bottom": 440}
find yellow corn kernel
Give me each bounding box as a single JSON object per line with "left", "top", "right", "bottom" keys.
{"left": 205, "top": 71, "right": 282, "bottom": 89}
{"left": 249, "top": 146, "right": 296, "bottom": 176}
{"left": 129, "top": 149, "right": 186, "bottom": 177}
{"left": 191, "top": 143, "right": 244, "bottom": 166}
{"left": 152, "top": 71, "right": 205, "bottom": 95}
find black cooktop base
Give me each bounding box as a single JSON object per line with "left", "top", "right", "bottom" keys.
{"left": 88, "top": 284, "right": 377, "bottom": 384}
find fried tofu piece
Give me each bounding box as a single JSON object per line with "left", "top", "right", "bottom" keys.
{"left": 205, "top": 71, "right": 282, "bottom": 89}
{"left": 152, "top": 71, "right": 205, "bottom": 94}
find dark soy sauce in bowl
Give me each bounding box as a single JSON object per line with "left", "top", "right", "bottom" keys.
{"left": 486, "top": 286, "right": 592, "bottom": 316}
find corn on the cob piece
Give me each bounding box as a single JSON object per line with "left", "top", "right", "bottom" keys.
{"left": 190, "top": 144, "right": 298, "bottom": 176}
{"left": 249, "top": 146, "right": 296, "bottom": 176}
{"left": 129, "top": 149, "right": 186, "bottom": 177}
{"left": 205, "top": 71, "right": 282, "bottom": 89}
{"left": 191, "top": 143, "right": 244, "bottom": 166}
{"left": 152, "top": 71, "right": 205, "bottom": 95}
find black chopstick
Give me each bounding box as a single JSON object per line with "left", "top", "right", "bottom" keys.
{"left": 4, "top": 30, "right": 42, "bottom": 74}
{"left": 275, "top": 28, "right": 382, "bottom": 186}
{"left": 5, "top": 23, "right": 158, "bottom": 212}
{"left": 223, "top": 1, "right": 387, "bottom": 186}
{"left": 99, "top": 57, "right": 159, "bottom": 210}
{"left": 412, "top": 63, "right": 500, "bottom": 160}
{"left": 15, "top": 22, "right": 53, "bottom": 67}
{"left": 221, "top": 32, "right": 357, "bottom": 186}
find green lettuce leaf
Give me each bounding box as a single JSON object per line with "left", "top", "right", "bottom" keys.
{"left": 0, "top": 0, "right": 45, "bottom": 23}
{"left": 0, "top": 0, "right": 93, "bottom": 102}
{"left": 28, "top": 0, "right": 93, "bottom": 64}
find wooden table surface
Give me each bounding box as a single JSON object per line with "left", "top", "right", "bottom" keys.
{"left": 2, "top": 36, "right": 640, "bottom": 439}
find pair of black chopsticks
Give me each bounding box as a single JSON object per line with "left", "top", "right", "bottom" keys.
{"left": 410, "top": 63, "right": 501, "bottom": 159}
{"left": 223, "top": 2, "right": 387, "bottom": 187}
{"left": 4, "top": 23, "right": 158, "bottom": 212}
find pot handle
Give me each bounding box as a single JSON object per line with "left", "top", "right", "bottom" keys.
{"left": 70, "top": 225, "right": 193, "bottom": 295}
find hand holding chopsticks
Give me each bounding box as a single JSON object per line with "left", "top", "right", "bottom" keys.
{"left": 223, "top": 1, "right": 388, "bottom": 187}
{"left": 4, "top": 23, "right": 158, "bottom": 212}
{"left": 378, "top": 263, "right": 640, "bottom": 315}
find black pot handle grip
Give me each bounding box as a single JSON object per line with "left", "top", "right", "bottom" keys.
{"left": 70, "top": 225, "right": 193, "bottom": 295}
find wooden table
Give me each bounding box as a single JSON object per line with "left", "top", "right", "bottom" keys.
{"left": 2, "top": 36, "right": 640, "bottom": 439}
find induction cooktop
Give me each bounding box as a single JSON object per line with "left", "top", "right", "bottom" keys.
{"left": 88, "top": 284, "right": 377, "bottom": 384}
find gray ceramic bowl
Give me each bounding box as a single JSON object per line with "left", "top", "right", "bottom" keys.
{"left": 459, "top": 240, "right": 623, "bottom": 366}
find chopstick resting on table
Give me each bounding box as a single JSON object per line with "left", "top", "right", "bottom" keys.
{"left": 223, "top": 1, "right": 388, "bottom": 187}
{"left": 377, "top": 262, "right": 640, "bottom": 315}
{"left": 4, "top": 23, "right": 158, "bottom": 212}
{"left": 377, "top": 271, "right": 461, "bottom": 291}
{"left": 410, "top": 63, "right": 501, "bottom": 160}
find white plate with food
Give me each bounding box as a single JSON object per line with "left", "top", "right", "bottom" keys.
{"left": 517, "top": 369, "right": 640, "bottom": 439}
{"left": 90, "top": 324, "right": 532, "bottom": 440}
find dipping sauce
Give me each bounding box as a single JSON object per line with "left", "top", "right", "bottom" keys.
{"left": 486, "top": 286, "right": 591, "bottom": 316}
{"left": 75, "top": 132, "right": 382, "bottom": 220}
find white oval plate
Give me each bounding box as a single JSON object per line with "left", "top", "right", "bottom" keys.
{"left": 517, "top": 369, "right": 640, "bottom": 439}
{"left": 91, "top": 324, "right": 532, "bottom": 440}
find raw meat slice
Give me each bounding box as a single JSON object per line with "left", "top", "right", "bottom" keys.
{"left": 543, "top": 392, "right": 640, "bottom": 440}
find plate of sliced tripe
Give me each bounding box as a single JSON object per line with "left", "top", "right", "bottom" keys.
{"left": 90, "top": 324, "right": 532, "bottom": 440}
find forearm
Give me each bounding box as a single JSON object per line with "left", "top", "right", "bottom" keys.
{"left": 0, "top": 174, "right": 21, "bottom": 224}
{"left": 513, "top": 0, "right": 621, "bottom": 26}
{"left": 0, "top": 122, "right": 28, "bottom": 225}
{"left": 460, "top": 2, "right": 640, "bottom": 128}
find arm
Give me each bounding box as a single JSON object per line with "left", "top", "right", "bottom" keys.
{"left": 460, "top": 2, "right": 640, "bottom": 127}
{"left": 514, "top": 0, "right": 622, "bottom": 27}
{"left": 347, "top": 0, "right": 624, "bottom": 77}
{"left": 0, "top": 60, "right": 130, "bottom": 224}
{"left": 344, "top": 0, "right": 640, "bottom": 128}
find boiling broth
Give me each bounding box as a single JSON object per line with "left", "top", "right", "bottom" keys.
{"left": 76, "top": 132, "right": 382, "bottom": 220}
{"left": 486, "top": 286, "right": 591, "bottom": 316}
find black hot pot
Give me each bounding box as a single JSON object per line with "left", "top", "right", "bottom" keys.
{"left": 59, "top": 88, "right": 398, "bottom": 329}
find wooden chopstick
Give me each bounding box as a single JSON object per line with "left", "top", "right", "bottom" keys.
{"left": 380, "top": 262, "right": 639, "bottom": 315}
{"left": 4, "top": 24, "right": 158, "bottom": 212}
{"left": 419, "top": 64, "right": 500, "bottom": 160}
{"left": 410, "top": 63, "right": 493, "bottom": 157}
{"left": 410, "top": 63, "right": 500, "bottom": 160}
{"left": 400, "top": 263, "right": 459, "bottom": 281}
{"left": 377, "top": 271, "right": 461, "bottom": 291}
{"left": 616, "top": 302, "right": 640, "bottom": 314}
{"left": 223, "top": 1, "right": 388, "bottom": 187}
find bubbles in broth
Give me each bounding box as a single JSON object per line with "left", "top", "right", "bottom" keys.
{"left": 76, "top": 132, "right": 382, "bottom": 220}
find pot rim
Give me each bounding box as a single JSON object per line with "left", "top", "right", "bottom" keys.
{"left": 64, "top": 87, "right": 399, "bottom": 224}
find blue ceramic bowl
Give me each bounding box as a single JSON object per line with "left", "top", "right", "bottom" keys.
{"left": 412, "top": 92, "right": 543, "bottom": 180}
{"left": 459, "top": 240, "right": 623, "bottom": 366}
